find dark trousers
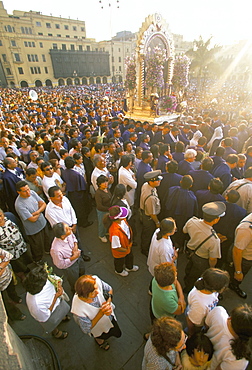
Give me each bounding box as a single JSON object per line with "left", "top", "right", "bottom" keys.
{"left": 11, "top": 250, "right": 32, "bottom": 273}
{"left": 97, "top": 317, "right": 122, "bottom": 340}
{"left": 184, "top": 254, "right": 209, "bottom": 293}
{"left": 114, "top": 249, "right": 134, "bottom": 273}
{"left": 228, "top": 258, "right": 252, "bottom": 288}
{"left": 141, "top": 213, "right": 156, "bottom": 254}
{"left": 63, "top": 257, "right": 85, "bottom": 292}
{"left": 27, "top": 224, "right": 50, "bottom": 262}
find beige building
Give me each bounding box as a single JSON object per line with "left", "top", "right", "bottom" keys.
{"left": 0, "top": 1, "right": 110, "bottom": 87}
{"left": 97, "top": 31, "right": 136, "bottom": 83}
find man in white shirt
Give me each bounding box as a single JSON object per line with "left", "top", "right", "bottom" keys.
{"left": 118, "top": 155, "right": 137, "bottom": 207}
{"left": 41, "top": 161, "right": 65, "bottom": 199}
{"left": 91, "top": 154, "right": 114, "bottom": 191}
{"left": 45, "top": 186, "right": 90, "bottom": 262}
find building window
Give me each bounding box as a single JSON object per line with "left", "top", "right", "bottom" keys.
{"left": 112, "top": 56, "right": 114, "bottom": 62}
{"left": 14, "top": 53, "right": 21, "bottom": 62}
{"left": 27, "top": 54, "right": 38, "bottom": 62}
{"left": 30, "top": 67, "right": 41, "bottom": 74}
{"left": 32, "top": 42, "right": 35, "bottom": 47}
{"left": 46, "top": 23, "right": 51, "bottom": 28}
{"left": 27, "top": 54, "right": 31, "bottom": 62}
{"left": 24, "top": 41, "right": 28, "bottom": 47}
{"left": 62, "top": 44, "right": 66, "bottom": 50}
{"left": 57, "top": 34, "right": 61, "bottom": 37}
{"left": 73, "top": 26, "right": 77, "bottom": 31}
{"left": 44, "top": 67, "right": 48, "bottom": 74}
{"left": 2, "top": 54, "right": 7, "bottom": 62}
{"left": 42, "top": 54, "right": 46, "bottom": 62}
{"left": 5, "top": 25, "right": 15, "bottom": 33}
{"left": 119, "top": 57, "right": 121, "bottom": 62}
{"left": 36, "top": 22, "right": 41, "bottom": 27}
{"left": 86, "top": 45, "right": 90, "bottom": 51}
{"left": 6, "top": 68, "right": 12, "bottom": 75}
{"left": 55, "top": 24, "right": 60, "bottom": 29}
{"left": 119, "top": 66, "right": 121, "bottom": 72}
{"left": 74, "top": 36, "right": 77, "bottom": 39}
{"left": 118, "top": 48, "right": 120, "bottom": 52}
{"left": 48, "top": 33, "right": 53, "bottom": 37}
{"left": 66, "top": 35, "right": 70, "bottom": 38}
{"left": 78, "top": 45, "right": 83, "bottom": 51}
{"left": 18, "top": 67, "right": 24, "bottom": 74}
{"left": 0, "top": 40, "right": 2, "bottom": 46}
{"left": 38, "top": 32, "right": 43, "bottom": 36}
{"left": 11, "top": 40, "right": 17, "bottom": 47}
{"left": 81, "top": 27, "right": 85, "bottom": 32}
{"left": 95, "top": 48, "right": 98, "bottom": 52}
{"left": 52, "top": 44, "right": 58, "bottom": 50}
{"left": 70, "top": 44, "right": 75, "bottom": 50}
{"left": 64, "top": 25, "right": 69, "bottom": 30}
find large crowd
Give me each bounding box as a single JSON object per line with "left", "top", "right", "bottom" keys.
{"left": 0, "top": 82, "right": 252, "bottom": 369}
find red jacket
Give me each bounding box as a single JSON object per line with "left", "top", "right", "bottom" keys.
{"left": 109, "top": 220, "right": 132, "bottom": 258}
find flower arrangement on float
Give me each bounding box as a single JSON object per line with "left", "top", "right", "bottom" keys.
{"left": 159, "top": 95, "right": 177, "bottom": 112}
{"left": 172, "top": 55, "right": 191, "bottom": 92}
{"left": 145, "top": 46, "right": 167, "bottom": 89}
{"left": 124, "top": 56, "right": 136, "bottom": 91}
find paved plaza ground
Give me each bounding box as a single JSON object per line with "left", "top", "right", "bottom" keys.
{"left": 10, "top": 208, "right": 252, "bottom": 370}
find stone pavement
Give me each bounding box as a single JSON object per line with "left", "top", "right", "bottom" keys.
{"left": 10, "top": 209, "right": 252, "bottom": 370}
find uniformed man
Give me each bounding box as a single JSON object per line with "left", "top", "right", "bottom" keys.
{"left": 183, "top": 201, "right": 226, "bottom": 293}
{"left": 140, "top": 170, "right": 162, "bottom": 256}
{"left": 229, "top": 213, "right": 252, "bottom": 299}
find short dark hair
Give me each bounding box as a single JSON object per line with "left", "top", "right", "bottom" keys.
{"left": 41, "top": 161, "right": 51, "bottom": 171}
{"left": 48, "top": 185, "right": 60, "bottom": 198}
{"left": 64, "top": 156, "right": 75, "bottom": 169}
{"left": 120, "top": 155, "right": 132, "bottom": 168}
{"left": 201, "top": 157, "right": 213, "bottom": 171}
{"left": 154, "top": 262, "right": 176, "bottom": 287}
{"left": 142, "top": 150, "right": 151, "bottom": 161}
{"left": 226, "top": 189, "right": 240, "bottom": 203}
{"left": 215, "top": 146, "right": 225, "bottom": 156}
{"left": 167, "top": 160, "right": 178, "bottom": 173}
{"left": 26, "top": 167, "right": 37, "bottom": 176}
{"left": 226, "top": 154, "right": 238, "bottom": 164}
{"left": 96, "top": 174, "right": 108, "bottom": 187}
{"left": 186, "top": 333, "right": 213, "bottom": 360}
{"left": 209, "top": 178, "right": 223, "bottom": 194}
{"left": 16, "top": 180, "right": 28, "bottom": 192}
{"left": 180, "top": 175, "right": 193, "bottom": 189}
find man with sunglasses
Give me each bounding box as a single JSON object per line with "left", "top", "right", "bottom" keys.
{"left": 41, "top": 161, "right": 65, "bottom": 199}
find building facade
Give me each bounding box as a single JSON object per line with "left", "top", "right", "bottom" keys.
{"left": 0, "top": 1, "right": 110, "bottom": 87}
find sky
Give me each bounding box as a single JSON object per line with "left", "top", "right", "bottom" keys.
{"left": 5, "top": 0, "right": 252, "bottom": 46}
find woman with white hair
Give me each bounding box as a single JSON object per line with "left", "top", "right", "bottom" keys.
{"left": 177, "top": 149, "right": 197, "bottom": 175}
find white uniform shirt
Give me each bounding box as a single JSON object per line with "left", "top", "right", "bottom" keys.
{"left": 118, "top": 166, "right": 137, "bottom": 207}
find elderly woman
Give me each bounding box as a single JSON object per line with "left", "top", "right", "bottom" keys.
{"left": 142, "top": 316, "right": 185, "bottom": 370}
{"left": 71, "top": 274, "right": 121, "bottom": 350}
{"left": 23, "top": 265, "right": 70, "bottom": 339}
{"left": 0, "top": 209, "right": 32, "bottom": 280}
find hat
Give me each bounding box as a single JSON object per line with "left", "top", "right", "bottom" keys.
{"left": 202, "top": 201, "right": 226, "bottom": 218}
{"left": 144, "top": 170, "right": 163, "bottom": 182}
{"left": 109, "top": 206, "right": 129, "bottom": 220}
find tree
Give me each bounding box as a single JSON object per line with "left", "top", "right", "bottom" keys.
{"left": 186, "top": 36, "right": 222, "bottom": 89}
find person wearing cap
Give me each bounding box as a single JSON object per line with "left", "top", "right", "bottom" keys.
{"left": 103, "top": 206, "right": 139, "bottom": 277}
{"left": 140, "top": 170, "right": 162, "bottom": 257}
{"left": 183, "top": 201, "right": 226, "bottom": 293}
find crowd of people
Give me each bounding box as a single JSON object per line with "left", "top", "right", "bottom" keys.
{"left": 0, "top": 82, "right": 252, "bottom": 368}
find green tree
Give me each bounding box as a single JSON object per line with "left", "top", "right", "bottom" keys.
{"left": 186, "top": 36, "right": 222, "bottom": 90}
